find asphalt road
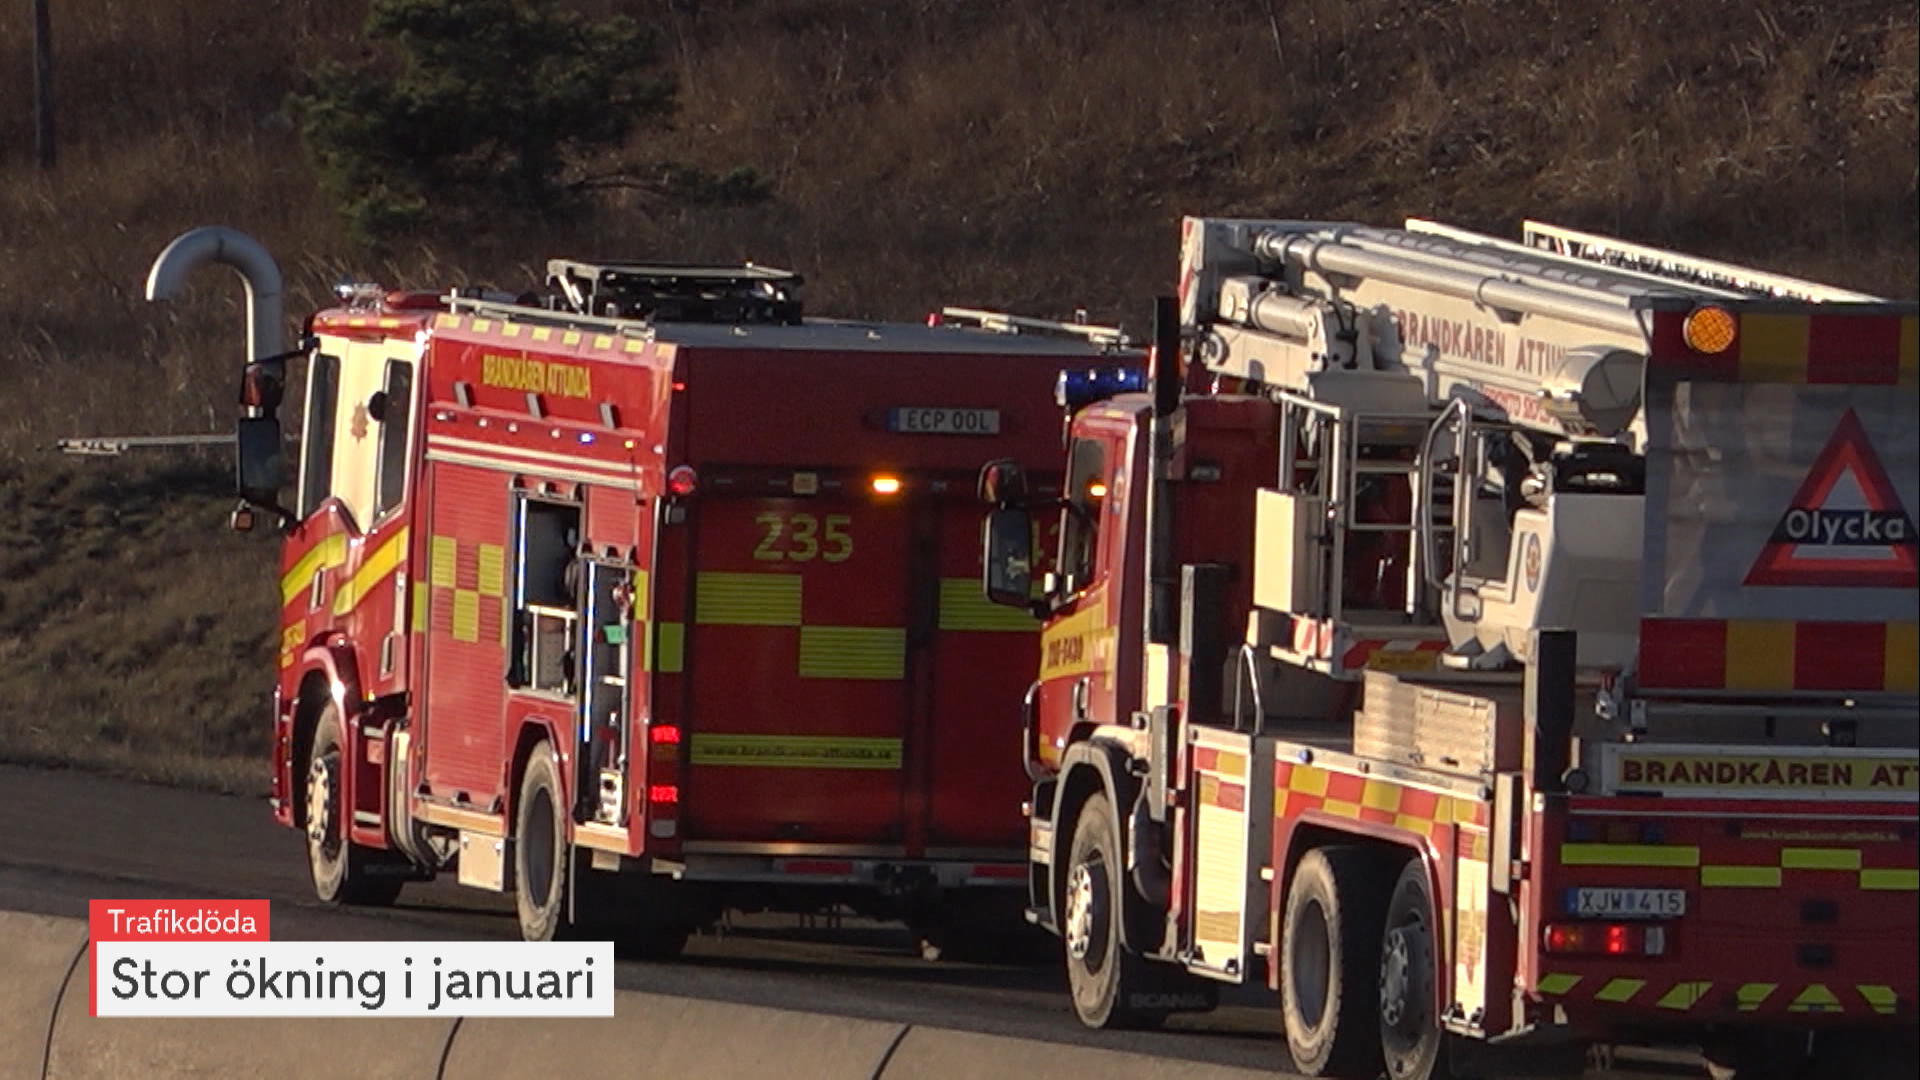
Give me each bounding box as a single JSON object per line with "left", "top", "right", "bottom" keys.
{"left": 0, "top": 764, "right": 1696, "bottom": 1078}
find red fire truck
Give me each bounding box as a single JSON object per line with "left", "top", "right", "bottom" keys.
{"left": 147, "top": 227, "right": 1138, "bottom": 956}
{"left": 976, "top": 218, "right": 1919, "bottom": 1076}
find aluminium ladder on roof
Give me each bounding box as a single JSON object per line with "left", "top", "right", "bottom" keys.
{"left": 1519, "top": 220, "right": 1880, "bottom": 303}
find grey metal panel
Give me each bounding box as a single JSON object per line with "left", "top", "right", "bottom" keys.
{"left": 1640, "top": 381, "right": 1918, "bottom": 621}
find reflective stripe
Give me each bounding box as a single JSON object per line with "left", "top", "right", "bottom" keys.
{"left": 644, "top": 621, "right": 685, "bottom": 674}
{"left": 1594, "top": 978, "right": 1644, "bottom": 1003}
{"left": 1702, "top": 865, "right": 1782, "bottom": 888}
{"left": 280, "top": 533, "right": 349, "bottom": 604}
{"left": 1735, "top": 983, "right": 1778, "bottom": 1011}
{"left": 476, "top": 543, "right": 505, "bottom": 596}
{"left": 695, "top": 572, "right": 801, "bottom": 626}
{"left": 689, "top": 734, "right": 902, "bottom": 770}
{"left": 937, "top": 577, "right": 1037, "bottom": 631}
{"left": 799, "top": 626, "right": 906, "bottom": 680}
{"left": 1781, "top": 847, "right": 1861, "bottom": 870}
{"left": 1657, "top": 981, "right": 1713, "bottom": 1011}
{"left": 431, "top": 536, "right": 457, "bottom": 587}
{"left": 452, "top": 590, "right": 479, "bottom": 642}
{"left": 1561, "top": 843, "right": 1701, "bottom": 868}
{"left": 1861, "top": 868, "right": 1920, "bottom": 891}
{"left": 1859, "top": 985, "right": 1899, "bottom": 1015}
{"left": 333, "top": 528, "right": 410, "bottom": 616}
{"left": 1789, "top": 984, "right": 1842, "bottom": 1013}
{"left": 1536, "top": 974, "right": 1581, "bottom": 996}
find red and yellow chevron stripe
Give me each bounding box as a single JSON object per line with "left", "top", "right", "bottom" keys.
{"left": 1648, "top": 309, "right": 1917, "bottom": 385}
{"left": 1274, "top": 761, "right": 1489, "bottom": 854}
{"left": 1536, "top": 974, "right": 1908, "bottom": 1017}
{"left": 1639, "top": 617, "right": 1918, "bottom": 693}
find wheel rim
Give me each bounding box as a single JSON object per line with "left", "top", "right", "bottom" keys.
{"left": 525, "top": 785, "right": 556, "bottom": 909}
{"left": 305, "top": 753, "right": 338, "bottom": 855}
{"left": 1291, "top": 897, "right": 1331, "bottom": 1026}
{"left": 1064, "top": 858, "right": 1108, "bottom": 971}
{"left": 1380, "top": 911, "right": 1433, "bottom": 1059}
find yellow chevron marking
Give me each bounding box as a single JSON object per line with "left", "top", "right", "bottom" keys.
{"left": 1657, "top": 981, "right": 1713, "bottom": 1011}
{"left": 1536, "top": 974, "right": 1581, "bottom": 996}
{"left": 1788, "top": 984, "right": 1841, "bottom": 1013}
{"left": 1781, "top": 983, "right": 1843, "bottom": 1006}
{"left": 1595, "top": 978, "right": 1644, "bottom": 1003}
{"left": 1858, "top": 985, "right": 1898, "bottom": 1015}
{"left": 1735, "top": 983, "right": 1777, "bottom": 1012}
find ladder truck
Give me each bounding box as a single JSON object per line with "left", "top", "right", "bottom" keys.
{"left": 146, "top": 226, "right": 1138, "bottom": 959}
{"left": 975, "top": 217, "right": 1919, "bottom": 1077}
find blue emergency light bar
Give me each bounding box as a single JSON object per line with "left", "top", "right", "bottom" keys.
{"left": 1056, "top": 366, "right": 1148, "bottom": 410}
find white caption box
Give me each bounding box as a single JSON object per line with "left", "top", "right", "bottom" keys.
{"left": 94, "top": 940, "right": 615, "bottom": 1017}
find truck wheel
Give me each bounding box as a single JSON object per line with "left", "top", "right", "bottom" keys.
{"left": 1063, "top": 790, "right": 1171, "bottom": 1029}
{"left": 605, "top": 873, "right": 693, "bottom": 961}
{"left": 1379, "top": 859, "right": 1443, "bottom": 1080}
{"left": 514, "top": 741, "right": 578, "bottom": 942}
{"left": 1282, "top": 846, "right": 1389, "bottom": 1078}
{"left": 304, "top": 705, "right": 404, "bottom": 907}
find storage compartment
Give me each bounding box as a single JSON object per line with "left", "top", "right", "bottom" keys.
{"left": 1253, "top": 488, "right": 1322, "bottom": 615}
{"left": 1353, "top": 670, "right": 1523, "bottom": 777}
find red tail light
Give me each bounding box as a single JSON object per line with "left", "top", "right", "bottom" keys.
{"left": 1544, "top": 922, "right": 1667, "bottom": 957}
{"left": 648, "top": 784, "right": 679, "bottom": 805}
{"left": 650, "top": 725, "right": 681, "bottom": 744}
{"left": 667, "top": 466, "right": 698, "bottom": 497}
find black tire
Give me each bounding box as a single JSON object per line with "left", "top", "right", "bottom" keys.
{"left": 1062, "top": 791, "right": 1182, "bottom": 1029}
{"left": 304, "top": 705, "right": 404, "bottom": 907}
{"left": 514, "top": 741, "right": 577, "bottom": 942}
{"left": 604, "top": 872, "right": 693, "bottom": 961}
{"left": 1379, "top": 859, "right": 1444, "bottom": 1080}
{"left": 1282, "top": 846, "right": 1390, "bottom": 1079}
{"left": 513, "top": 742, "right": 692, "bottom": 955}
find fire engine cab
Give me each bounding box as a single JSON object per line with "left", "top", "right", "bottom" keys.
{"left": 979, "top": 218, "right": 1918, "bottom": 1077}
{"left": 148, "top": 226, "right": 1139, "bottom": 956}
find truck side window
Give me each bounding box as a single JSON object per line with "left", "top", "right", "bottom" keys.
{"left": 298, "top": 353, "right": 341, "bottom": 519}
{"left": 1057, "top": 438, "right": 1107, "bottom": 594}
{"left": 375, "top": 359, "right": 414, "bottom": 517}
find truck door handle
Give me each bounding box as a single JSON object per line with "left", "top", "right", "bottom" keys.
{"left": 1072, "top": 677, "right": 1091, "bottom": 721}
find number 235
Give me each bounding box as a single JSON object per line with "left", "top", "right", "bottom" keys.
{"left": 755, "top": 513, "right": 852, "bottom": 563}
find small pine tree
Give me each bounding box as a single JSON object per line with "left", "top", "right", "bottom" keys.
{"left": 294, "top": 0, "right": 752, "bottom": 242}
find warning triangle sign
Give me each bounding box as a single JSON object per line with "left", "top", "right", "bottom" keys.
{"left": 1745, "top": 409, "right": 1918, "bottom": 588}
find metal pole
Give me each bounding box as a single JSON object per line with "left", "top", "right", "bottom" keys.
{"left": 33, "top": 0, "right": 55, "bottom": 170}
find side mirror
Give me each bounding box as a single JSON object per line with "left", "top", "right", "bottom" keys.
{"left": 978, "top": 459, "right": 1028, "bottom": 505}
{"left": 982, "top": 505, "right": 1034, "bottom": 608}
{"left": 235, "top": 416, "right": 285, "bottom": 506}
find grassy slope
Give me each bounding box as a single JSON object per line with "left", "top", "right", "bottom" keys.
{"left": 0, "top": 0, "right": 1914, "bottom": 792}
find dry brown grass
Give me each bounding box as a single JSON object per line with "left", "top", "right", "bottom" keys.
{"left": 0, "top": 0, "right": 1914, "bottom": 788}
